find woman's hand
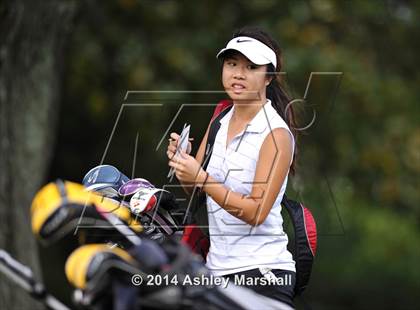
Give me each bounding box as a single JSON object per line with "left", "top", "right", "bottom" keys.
{"left": 168, "top": 150, "right": 207, "bottom": 185}
{"left": 166, "top": 132, "right": 192, "bottom": 161}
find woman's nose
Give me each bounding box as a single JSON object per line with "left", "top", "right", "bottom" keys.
{"left": 233, "top": 66, "right": 246, "bottom": 80}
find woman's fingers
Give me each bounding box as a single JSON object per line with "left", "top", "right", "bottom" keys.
{"left": 168, "top": 161, "right": 183, "bottom": 181}
{"left": 168, "top": 133, "right": 195, "bottom": 155}
{"left": 167, "top": 132, "right": 179, "bottom": 159}
{"left": 168, "top": 132, "right": 186, "bottom": 181}
{"left": 168, "top": 133, "right": 179, "bottom": 147}
{"left": 167, "top": 150, "right": 175, "bottom": 159}
{"left": 170, "top": 132, "right": 180, "bottom": 140}
{"left": 168, "top": 154, "right": 183, "bottom": 164}
{"left": 175, "top": 170, "right": 183, "bottom": 180}
{"left": 168, "top": 158, "right": 184, "bottom": 172}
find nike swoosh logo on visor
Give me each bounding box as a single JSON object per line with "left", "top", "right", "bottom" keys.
{"left": 236, "top": 39, "right": 252, "bottom": 43}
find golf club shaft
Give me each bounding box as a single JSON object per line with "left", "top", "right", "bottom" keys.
{"left": 0, "top": 249, "right": 70, "bottom": 310}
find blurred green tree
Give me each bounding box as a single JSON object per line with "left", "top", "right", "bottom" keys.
{"left": 0, "top": 0, "right": 77, "bottom": 308}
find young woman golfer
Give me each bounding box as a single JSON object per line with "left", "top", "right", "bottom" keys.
{"left": 167, "top": 26, "right": 297, "bottom": 307}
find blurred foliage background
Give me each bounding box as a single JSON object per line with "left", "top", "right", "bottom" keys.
{"left": 4, "top": 0, "right": 420, "bottom": 309}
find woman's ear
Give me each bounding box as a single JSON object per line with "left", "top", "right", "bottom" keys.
{"left": 265, "top": 77, "right": 274, "bottom": 86}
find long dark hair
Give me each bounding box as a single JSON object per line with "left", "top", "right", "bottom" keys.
{"left": 231, "top": 26, "right": 298, "bottom": 174}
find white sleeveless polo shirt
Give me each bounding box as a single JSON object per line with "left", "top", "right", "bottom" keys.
{"left": 205, "top": 99, "right": 296, "bottom": 276}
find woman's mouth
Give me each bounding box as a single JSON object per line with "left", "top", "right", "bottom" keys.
{"left": 231, "top": 83, "right": 246, "bottom": 94}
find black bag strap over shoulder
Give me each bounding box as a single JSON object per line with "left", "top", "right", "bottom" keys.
{"left": 203, "top": 105, "right": 233, "bottom": 170}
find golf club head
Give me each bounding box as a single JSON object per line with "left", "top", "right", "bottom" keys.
{"left": 31, "top": 180, "right": 143, "bottom": 246}
{"left": 129, "top": 189, "right": 180, "bottom": 236}
{"left": 118, "top": 178, "right": 155, "bottom": 197}
{"left": 83, "top": 165, "right": 130, "bottom": 199}
{"left": 65, "top": 244, "right": 142, "bottom": 309}
{"left": 65, "top": 244, "right": 140, "bottom": 289}
{"left": 83, "top": 164, "right": 182, "bottom": 242}
{"left": 65, "top": 240, "right": 187, "bottom": 297}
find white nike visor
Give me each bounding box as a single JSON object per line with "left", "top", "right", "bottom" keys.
{"left": 216, "top": 36, "right": 277, "bottom": 69}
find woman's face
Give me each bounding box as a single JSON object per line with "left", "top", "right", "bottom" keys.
{"left": 222, "top": 52, "right": 271, "bottom": 102}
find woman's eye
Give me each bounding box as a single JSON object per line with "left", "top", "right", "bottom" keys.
{"left": 227, "top": 61, "right": 235, "bottom": 66}
{"left": 247, "top": 64, "right": 258, "bottom": 70}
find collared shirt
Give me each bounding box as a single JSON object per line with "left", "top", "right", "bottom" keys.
{"left": 205, "top": 99, "right": 296, "bottom": 276}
